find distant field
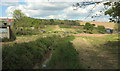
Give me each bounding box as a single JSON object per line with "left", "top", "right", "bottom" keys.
{"left": 80, "top": 21, "right": 116, "bottom": 29}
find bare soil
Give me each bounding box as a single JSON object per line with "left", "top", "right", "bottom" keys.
{"left": 72, "top": 33, "right": 110, "bottom": 37}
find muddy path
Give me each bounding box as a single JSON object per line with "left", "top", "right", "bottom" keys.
{"left": 72, "top": 37, "right": 118, "bottom": 69}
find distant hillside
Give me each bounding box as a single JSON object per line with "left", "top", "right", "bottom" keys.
{"left": 80, "top": 21, "right": 116, "bottom": 29}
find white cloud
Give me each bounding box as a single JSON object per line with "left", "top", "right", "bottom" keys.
{"left": 5, "top": 1, "right": 110, "bottom": 21}
{"left": 6, "top": 2, "right": 71, "bottom": 17}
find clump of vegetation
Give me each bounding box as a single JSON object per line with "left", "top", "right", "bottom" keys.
{"left": 2, "top": 36, "right": 56, "bottom": 69}
{"left": 77, "top": 31, "right": 82, "bottom": 33}
{"left": 83, "top": 22, "right": 107, "bottom": 34}
{"left": 59, "top": 25, "right": 71, "bottom": 28}
{"left": 83, "top": 22, "right": 94, "bottom": 34}
{"left": 97, "top": 25, "right": 106, "bottom": 34}
{"left": 15, "top": 28, "right": 38, "bottom": 35}
{"left": 1, "top": 30, "right": 16, "bottom": 42}
{"left": 46, "top": 36, "right": 82, "bottom": 69}
{"left": 114, "top": 23, "right": 120, "bottom": 33}
{"left": 12, "top": 9, "right": 81, "bottom": 36}
{"left": 2, "top": 35, "right": 81, "bottom": 69}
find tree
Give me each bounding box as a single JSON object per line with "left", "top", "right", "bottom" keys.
{"left": 97, "top": 26, "right": 105, "bottom": 33}
{"left": 84, "top": 22, "right": 94, "bottom": 31}
{"left": 104, "top": 1, "right": 120, "bottom": 23}
{"left": 114, "top": 23, "right": 120, "bottom": 32}
{"left": 12, "top": 9, "right": 27, "bottom": 35}
{"left": 13, "top": 9, "right": 26, "bottom": 21}
{"left": 92, "top": 24, "right": 95, "bottom": 26}
{"left": 104, "top": 1, "right": 120, "bottom": 32}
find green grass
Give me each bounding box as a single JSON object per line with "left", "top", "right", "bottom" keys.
{"left": 2, "top": 36, "right": 57, "bottom": 69}
{"left": 46, "top": 36, "right": 82, "bottom": 69}
{"left": 59, "top": 25, "right": 71, "bottom": 28}
{"left": 80, "top": 34, "right": 119, "bottom": 52}
{"left": 73, "top": 34, "right": 119, "bottom": 69}
{"left": 41, "top": 25, "right": 56, "bottom": 31}
{"left": 2, "top": 35, "right": 82, "bottom": 69}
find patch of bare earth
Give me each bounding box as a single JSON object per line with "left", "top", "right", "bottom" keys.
{"left": 55, "top": 25, "right": 65, "bottom": 31}
{"left": 72, "top": 37, "right": 118, "bottom": 69}
{"left": 72, "top": 34, "right": 110, "bottom": 37}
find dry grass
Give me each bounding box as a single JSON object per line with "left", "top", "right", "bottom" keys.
{"left": 72, "top": 35, "right": 118, "bottom": 69}
{"left": 2, "top": 35, "right": 42, "bottom": 46}
{"left": 80, "top": 21, "right": 116, "bottom": 29}
{"left": 72, "top": 33, "right": 109, "bottom": 37}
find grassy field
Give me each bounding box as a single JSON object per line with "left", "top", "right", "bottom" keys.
{"left": 45, "top": 36, "right": 82, "bottom": 69}
{"left": 2, "top": 24, "right": 119, "bottom": 69}
{"left": 72, "top": 34, "right": 119, "bottom": 69}
{"left": 2, "top": 35, "right": 83, "bottom": 69}
{"left": 80, "top": 21, "right": 116, "bottom": 29}
{"left": 2, "top": 36, "right": 55, "bottom": 69}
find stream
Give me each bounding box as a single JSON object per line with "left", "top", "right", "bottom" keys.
{"left": 33, "top": 48, "right": 52, "bottom": 69}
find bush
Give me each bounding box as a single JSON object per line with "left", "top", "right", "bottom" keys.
{"left": 114, "top": 23, "right": 120, "bottom": 32}
{"left": 84, "top": 22, "right": 94, "bottom": 32}
{"left": 92, "top": 24, "right": 95, "bottom": 26}
{"left": 77, "top": 31, "right": 82, "bottom": 33}
{"left": 54, "top": 31, "right": 58, "bottom": 33}
{"left": 46, "top": 37, "right": 82, "bottom": 69}
{"left": 89, "top": 32, "right": 93, "bottom": 34}
{"left": 2, "top": 35, "right": 81, "bottom": 69}
{"left": 1, "top": 37, "right": 9, "bottom": 42}
{"left": 97, "top": 26, "right": 106, "bottom": 34}
{"left": 15, "top": 28, "right": 37, "bottom": 35}
{"left": 2, "top": 36, "right": 56, "bottom": 69}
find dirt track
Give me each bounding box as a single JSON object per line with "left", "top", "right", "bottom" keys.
{"left": 72, "top": 33, "right": 110, "bottom": 37}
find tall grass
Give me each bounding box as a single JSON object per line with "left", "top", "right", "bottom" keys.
{"left": 2, "top": 36, "right": 55, "bottom": 69}
{"left": 2, "top": 35, "right": 81, "bottom": 69}
{"left": 46, "top": 36, "right": 82, "bottom": 69}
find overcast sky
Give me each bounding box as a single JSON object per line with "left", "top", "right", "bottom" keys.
{"left": 0, "top": 0, "right": 115, "bottom": 21}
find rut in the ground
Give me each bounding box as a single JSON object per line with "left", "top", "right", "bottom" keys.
{"left": 72, "top": 37, "right": 118, "bottom": 69}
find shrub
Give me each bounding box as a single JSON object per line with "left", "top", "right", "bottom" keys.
{"left": 77, "top": 31, "right": 82, "bottom": 33}
{"left": 46, "top": 37, "right": 82, "bottom": 69}
{"left": 97, "top": 26, "right": 106, "bottom": 33}
{"left": 54, "top": 31, "right": 58, "bottom": 33}
{"left": 1, "top": 37, "right": 9, "bottom": 42}
{"left": 114, "top": 23, "right": 120, "bottom": 32}
{"left": 2, "top": 36, "right": 56, "bottom": 69}
{"left": 2, "top": 36, "right": 81, "bottom": 69}
{"left": 89, "top": 32, "right": 93, "bottom": 34}
{"left": 15, "top": 28, "right": 37, "bottom": 35}
{"left": 92, "top": 24, "right": 95, "bottom": 26}
{"left": 84, "top": 22, "right": 94, "bottom": 32}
